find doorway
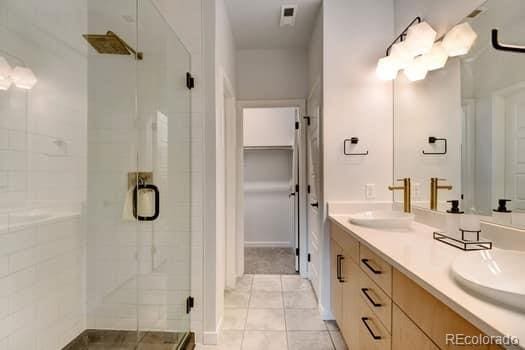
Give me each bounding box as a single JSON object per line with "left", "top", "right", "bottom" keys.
{"left": 238, "top": 100, "right": 308, "bottom": 276}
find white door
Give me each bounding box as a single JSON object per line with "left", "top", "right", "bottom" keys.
{"left": 307, "top": 94, "right": 322, "bottom": 296}
{"left": 505, "top": 89, "right": 525, "bottom": 210}
{"left": 292, "top": 110, "right": 300, "bottom": 271}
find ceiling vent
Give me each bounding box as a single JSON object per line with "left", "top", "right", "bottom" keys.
{"left": 280, "top": 5, "right": 297, "bottom": 27}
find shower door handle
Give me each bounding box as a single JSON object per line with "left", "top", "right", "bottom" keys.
{"left": 133, "top": 183, "right": 160, "bottom": 221}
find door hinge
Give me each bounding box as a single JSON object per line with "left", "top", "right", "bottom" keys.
{"left": 303, "top": 116, "right": 311, "bottom": 126}
{"left": 186, "top": 72, "right": 195, "bottom": 90}
{"left": 295, "top": 184, "right": 299, "bottom": 193}
{"left": 307, "top": 185, "right": 311, "bottom": 194}
{"left": 308, "top": 253, "right": 311, "bottom": 262}
{"left": 186, "top": 296, "right": 194, "bottom": 314}
{"left": 296, "top": 248, "right": 300, "bottom": 256}
{"left": 295, "top": 121, "right": 299, "bottom": 130}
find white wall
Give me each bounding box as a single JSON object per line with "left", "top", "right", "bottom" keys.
{"left": 322, "top": 0, "right": 394, "bottom": 317}
{"left": 243, "top": 107, "right": 296, "bottom": 147}
{"left": 236, "top": 48, "right": 309, "bottom": 100}
{"left": 308, "top": 10, "right": 323, "bottom": 94}
{"left": 201, "top": 0, "right": 238, "bottom": 343}
{"left": 324, "top": 0, "right": 394, "bottom": 204}
{"left": 0, "top": 0, "right": 87, "bottom": 349}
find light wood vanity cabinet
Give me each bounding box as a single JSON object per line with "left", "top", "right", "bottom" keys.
{"left": 392, "top": 304, "right": 439, "bottom": 350}
{"left": 329, "top": 222, "right": 505, "bottom": 350}
{"left": 360, "top": 244, "right": 393, "bottom": 297}
{"left": 330, "top": 238, "right": 344, "bottom": 323}
{"left": 392, "top": 269, "right": 504, "bottom": 350}
{"left": 330, "top": 223, "right": 360, "bottom": 348}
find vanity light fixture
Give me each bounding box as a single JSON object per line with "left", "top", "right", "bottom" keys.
{"left": 375, "top": 17, "right": 424, "bottom": 81}
{"left": 376, "top": 17, "right": 479, "bottom": 82}
{"left": 442, "top": 22, "right": 478, "bottom": 57}
{"left": 11, "top": 66, "right": 38, "bottom": 90}
{"left": 376, "top": 56, "right": 398, "bottom": 80}
{"left": 0, "top": 56, "right": 13, "bottom": 90}
{"left": 404, "top": 21, "right": 437, "bottom": 56}
{"left": 389, "top": 41, "right": 413, "bottom": 70}
{"left": 403, "top": 56, "right": 428, "bottom": 81}
{"left": 421, "top": 42, "right": 449, "bottom": 71}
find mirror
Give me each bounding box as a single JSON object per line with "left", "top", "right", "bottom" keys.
{"left": 394, "top": 0, "right": 525, "bottom": 228}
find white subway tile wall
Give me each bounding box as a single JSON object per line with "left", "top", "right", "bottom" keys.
{"left": 0, "top": 0, "right": 88, "bottom": 349}
{"left": 0, "top": 216, "right": 85, "bottom": 350}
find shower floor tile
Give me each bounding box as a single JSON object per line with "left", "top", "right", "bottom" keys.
{"left": 63, "top": 330, "right": 193, "bottom": 350}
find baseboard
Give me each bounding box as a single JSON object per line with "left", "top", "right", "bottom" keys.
{"left": 319, "top": 303, "right": 334, "bottom": 320}
{"left": 203, "top": 331, "right": 218, "bottom": 345}
{"left": 203, "top": 316, "right": 222, "bottom": 345}
{"left": 244, "top": 241, "right": 292, "bottom": 248}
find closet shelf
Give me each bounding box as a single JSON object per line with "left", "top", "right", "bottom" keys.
{"left": 244, "top": 181, "right": 292, "bottom": 193}
{"left": 244, "top": 145, "right": 293, "bottom": 151}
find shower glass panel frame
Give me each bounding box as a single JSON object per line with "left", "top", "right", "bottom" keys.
{"left": 0, "top": 0, "right": 192, "bottom": 347}
{"left": 86, "top": 0, "right": 192, "bottom": 346}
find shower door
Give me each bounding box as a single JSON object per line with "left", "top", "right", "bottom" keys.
{"left": 86, "top": 0, "right": 192, "bottom": 344}
{"left": 135, "top": 0, "right": 192, "bottom": 337}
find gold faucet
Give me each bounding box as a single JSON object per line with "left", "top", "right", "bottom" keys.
{"left": 430, "top": 178, "right": 453, "bottom": 211}
{"left": 389, "top": 178, "right": 411, "bottom": 213}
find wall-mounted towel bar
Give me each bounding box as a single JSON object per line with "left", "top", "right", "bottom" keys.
{"left": 422, "top": 136, "right": 447, "bottom": 155}
{"left": 344, "top": 137, "right": 369, "bottom": 156}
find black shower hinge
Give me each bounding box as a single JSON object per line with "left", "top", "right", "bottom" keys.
{"left": 295, "top": 184, "right": 299, "bottom": 193}
{"left": 186, "top": 296, "right": 194, "bottom": 314}
{"left": 295, "top": 121, "right": 299, "bottom": 130}
{"left": 186, "top": 72, "right": 195, "bottom": 90}
{"left": 303, "top": 116, "right": 311, "bottom": 126}
{"left": 307, "top": 185, "right": 311, "bottom": 194}
{"left": 296, "top": 248, "right": 300, "bottom": 256}
{"left": 308, "top": 253, "right": 311, "bottom": 262}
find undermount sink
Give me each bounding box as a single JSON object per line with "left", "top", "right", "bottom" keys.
{"left": 349, "top": 210, "right": 414, "bottom": 229}
{"left": 452, "top": 249, "right": 525, "bottom": 311}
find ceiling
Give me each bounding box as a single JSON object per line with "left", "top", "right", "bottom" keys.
{"left": 465, "top": 0, "right": 525, "bottom": 59}
{"left": 224, "top": 0, "right": 322, "bottom": 50}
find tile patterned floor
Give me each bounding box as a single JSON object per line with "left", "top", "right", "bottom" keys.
{"left": 244, "top": 248, "right": 297, "bottom": 275}
{"left": 197, "top": 275, "right": 348, "bottom": 350}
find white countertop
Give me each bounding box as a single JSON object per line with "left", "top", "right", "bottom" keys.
{"left": 329, "top": 214, "right": 525, "bottom": 349}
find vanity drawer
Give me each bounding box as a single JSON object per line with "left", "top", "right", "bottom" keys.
{"left": 358, "top": 299, "right": 391, "bottom": 350}
{"left": 330, "top": 222, "right": 359, "bottom": 264}
{"left": 392, "top": 304, "right": 439, "bottom": 350}
{"left": 359, "top": 268, "right": 392, "bottom": 332}
{"left": 393, "top": 268, "right": 503, "bottom": 350}
{"left": 360, "top": 244, "right": 392, "bottom": 297}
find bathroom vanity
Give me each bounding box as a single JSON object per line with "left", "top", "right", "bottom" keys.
{"left": 328, "top": 214, "right": 524, "bottom": 350}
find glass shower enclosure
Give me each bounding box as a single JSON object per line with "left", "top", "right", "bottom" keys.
{"left": 0, "top": 0, "right": 193, "bottom": 349}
